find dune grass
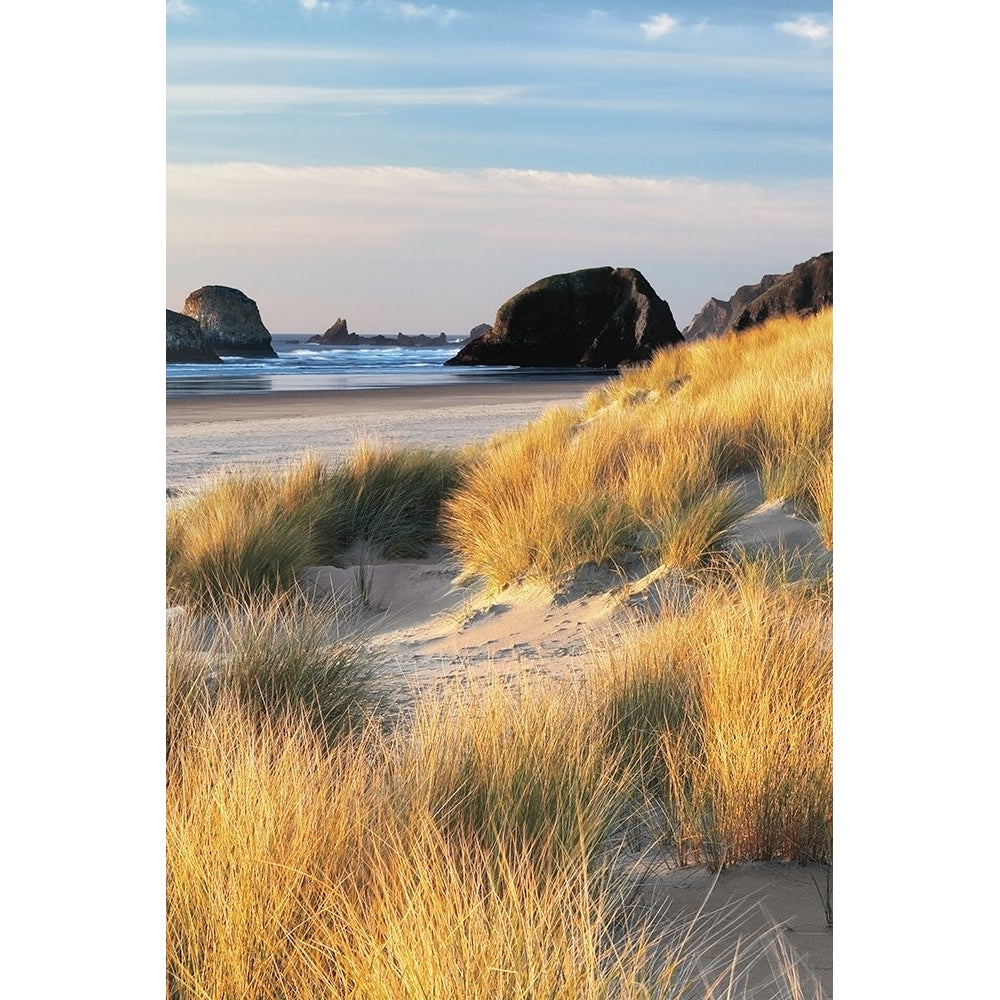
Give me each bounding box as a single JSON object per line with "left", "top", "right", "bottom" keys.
{"left": 388, "top": 680, "right": 632, "bottom": 870}
{"left": 165, "top": 575, "right": 831, "bottom": 998}
{"left": 167, "top": 444, "right": 462, "bottom": 608}
{"left": 166, "top": 590, "right": 378, "bottom": 759}
{"left": 594, "top": 560, "right": 832, "bottom": 870}
{"left": 444, "top": 309, "right": 832, "bottom": 590}
{"left": 167, "top": 628, "right": 827, "bottom": 1000}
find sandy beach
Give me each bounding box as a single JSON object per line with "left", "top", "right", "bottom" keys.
{"left": 167, "top": 379, "right": 604, "bottom": 496}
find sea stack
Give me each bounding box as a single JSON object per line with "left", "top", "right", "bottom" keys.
{"left": 182, "top": 285, "right": 277, "bottom": 358}
{"left": 445, "top": 266, "right": 683, "bottom": 368}
{"left": 309, "top": 318, "right": 358, "bottom": 345}
{"left": 166, "top": 309, "right": 221, "bottom": 363}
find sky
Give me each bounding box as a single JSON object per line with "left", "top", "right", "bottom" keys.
{"left": 166, "top": 1, "right": 832, "bottom": 334}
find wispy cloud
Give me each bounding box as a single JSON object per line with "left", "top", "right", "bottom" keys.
{"left": 166, "top": 163, "right": 831, "bottom": 332}
{"left": 640, "top": 13, "right": 678, "bottom": 40}
{"left": 366, "top": 1, "right": 465, "bottom": 26}
{"left": 776, "top": 16, "right": 831, "bottom": 43}
{"left": 167, "top": 44, "right": 379, "bottom": 63}
{"left": 167, "top": 83, "right": 525, "bottom": 115}
{"left": 166, "top": 0, "right": 195, "bottom": 16}
{"left": 295, "top": 1, "right": 464, "bottom": 24}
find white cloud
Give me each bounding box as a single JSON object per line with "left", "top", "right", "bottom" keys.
{"left": 299, "top": 0, "right": 331, "bottom": 10}
{"left": 777, "top": 16, "right": 831, "bottom": 42}
{"left": 167, "top": 83, "right": 524, "bottom": 115}
{"left": 166, "top": 0, "right": 195, "bottom": 16}
{"left": 366, "top": 1, "right": 465, "bottom": 26}
{"left": 640, "top": 13, "right": 678, "bottom": 40}
{"left": 166, "top": 163, "right": 831, "bottom": 332}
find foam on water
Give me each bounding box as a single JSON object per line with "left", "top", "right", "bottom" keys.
{"left": 167, "top": 335, "right": 607, "bottom": 396}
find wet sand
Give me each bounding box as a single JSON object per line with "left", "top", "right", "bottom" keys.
{"left": 167, "top": 379, "right": 608, "bottom": 496}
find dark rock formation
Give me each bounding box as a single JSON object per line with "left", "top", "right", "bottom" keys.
{"left": 308, "top": 318, "right": 358, "bottom": 345}
{"left": 682, "top": 274, "right": 782, "bottom": 341}
{"left": 469, "top": 323, "right": 492, "bottom": 339}
{"left": 166, "top": 309, "right": 221, "bottom": 363}
{"left": 445, "top": 266, "right": 683, "bottom": 368}
{"left": 182, "top": 285, "right": 277, "bottom": 358}
{"left": 683, "top": 253, "right": 832, "bottom": 340}
{"left": 309, "top": 321, "right": 449, "bottom": 347}
{"left": 393, "top": 332, "right": 448, "bottom": 347}
{"left": 731, "top": 252, "right": 832, "bottom": 332}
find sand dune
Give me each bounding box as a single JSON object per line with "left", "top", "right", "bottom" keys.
{"left": 295, "top": 526, "right": 832, "bottom": 996}
{"left": 167, "top": 380, "right": 833, "bottom": 997}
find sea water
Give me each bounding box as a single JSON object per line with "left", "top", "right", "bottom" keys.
{"left": 166, "top": 335, "right": 609, "bottom": 396}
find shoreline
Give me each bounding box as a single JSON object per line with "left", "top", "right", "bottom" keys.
{"left": 167, "top": 378, "right": 608, "bottom": 425}
{"left": 167, "top": 378, "right": 610, "bottom": 496}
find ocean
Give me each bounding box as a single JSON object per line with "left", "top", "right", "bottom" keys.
{"left": 166, "top": 335, "right": 611, "bottom": 396}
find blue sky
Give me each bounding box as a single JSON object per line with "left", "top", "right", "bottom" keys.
{"left": 166, "top": 1, "right": 832, "bottom": 333}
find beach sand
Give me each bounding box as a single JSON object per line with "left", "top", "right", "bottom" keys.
{"left": 167, "top": 379, "right": 833, "bottom": 996}
{"left": 167, "top": 380, "right": 603, "bottom": 496}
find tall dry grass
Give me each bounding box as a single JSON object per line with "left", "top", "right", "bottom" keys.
{"left": 166, "top": 590, "right": 378, "bottom": 760}
{"left": 445, "top": 309, "right": 832, "bottom": 590}
{"left": 168, "top": 668, "right": 825, "bottom": 999}
{"left": 389, "top": 680, "right": 631, "bottom": 869}
{"left": 167, "top": 445, "right": 462, "bottom": 607}
{"left": 166, "top": 458, "right": 326, "bottom": 608}
{"left": 595, "top": 560, "right": 832, "bottom": 870}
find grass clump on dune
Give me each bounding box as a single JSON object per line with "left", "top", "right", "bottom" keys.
{"left": 390, "top": 680, "right": 630, "bottom": 870}
{"left": 444, "top": 309, "right": 832, "bottom": 590}
{"left": 167, "top": 444, "right": 462, "bottom": 608}
{"left": 595, "top": 560, "right": 832, "bottom": 870}
{"left": 166, "top": 458, "right": 326, "bottom": 609}
{"left": 311, "top": 439, "right": 463, "bottom": 562}
{"left": 166, "top": 590, "right": 377, "bottom": 759}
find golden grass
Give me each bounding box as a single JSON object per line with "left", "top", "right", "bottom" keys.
{"left": 445, "top": 309, "right": 832, "bottom": 589}
{"left": 166, "top": 591, "right": 378, "bottom": 760}
{"left": 389, "top": 680, "right": 631, "bottom": 869}
{"left": 167, "top": 445, "right": 461, "bottom": 608}
{"left": 167, "top": 666, "right": 827, "bottom": 999}
{"left": 811, "top": 442, "right": 834, "bottom": 549}
{"left": 166, "top": 460, "right": 324, "bottom": 608}
{"left": 595, "top": 560, "right": 832, "bottom": 870}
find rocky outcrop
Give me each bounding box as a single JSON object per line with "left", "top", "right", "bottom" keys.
{"left": 445, "top": 267, "right": 683, "bottom": 368}
{"left": 682, "top": 274, "right": 782, "bottom": 341}
{"left": 182, "top": 285, "right": 277, "bottom": 358}
{"left": 309, "top": 318, "right": 357, "bottom": 345}
{"left": 731, "top": 252, "right": 832, "bottom": 332}
{"left": 393, "top": 332, "right": 448, "bottom": 347}
{"left": 166, "top": 309, "right": 221, "bottom": 363}
{"left": 309, "top": 321, "right": 449, "bottom": 347}
{"left": 469, "top": 323, "right": 492, "bottom": 339}
{"left": 683, "top": 253, "right": 832, "bottom": 340}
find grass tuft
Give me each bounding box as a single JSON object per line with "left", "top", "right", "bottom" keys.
{"left": 445, "top": 309, "right": 832, "bottom": 591}
{"left": 167, "top": 445, "right": 462, "bottom": 607}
